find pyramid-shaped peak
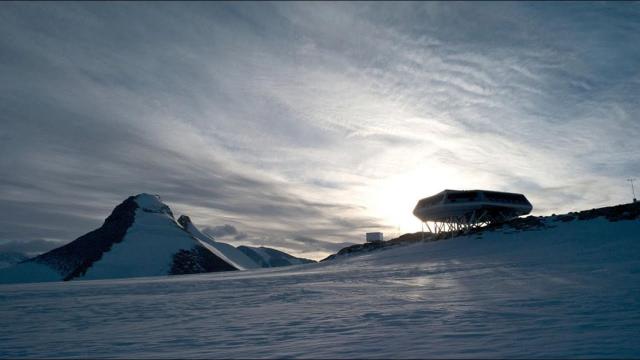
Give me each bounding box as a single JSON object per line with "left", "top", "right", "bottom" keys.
{"left": 133, "top": 193, "right": 173, "bottom": 216}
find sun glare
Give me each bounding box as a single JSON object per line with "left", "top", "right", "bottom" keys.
{"left": 364, "top": 165, "right": 464, "bottom": 236}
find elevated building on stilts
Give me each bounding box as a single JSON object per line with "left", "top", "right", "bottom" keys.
{"left": 413, "top": 189, "right": 533, "bottom": 236}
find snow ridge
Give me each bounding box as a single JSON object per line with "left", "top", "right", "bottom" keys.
{"left": 177, "top": 215, "right": 259, "bottom": 270}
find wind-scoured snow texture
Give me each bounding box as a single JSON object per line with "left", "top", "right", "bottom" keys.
{"left": 0, "top": 213, "right": 638, "bottom": 358}
{"left": 178, "top": 215, "right": 259, "bottom": 270}
{"left": 238, "top": 245, "right": 315, "bottom": 267}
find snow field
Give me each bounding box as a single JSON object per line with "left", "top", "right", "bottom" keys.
{"left": 1, "top": 217, "right": 638, "bottom": 358}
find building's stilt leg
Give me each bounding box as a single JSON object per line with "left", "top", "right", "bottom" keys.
{"left": 425, "top": 222, "right": 433, "bottom": 234}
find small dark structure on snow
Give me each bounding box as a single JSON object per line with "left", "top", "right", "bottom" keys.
{"left": 365, "top": 232, "right": 384, "bottom": 243}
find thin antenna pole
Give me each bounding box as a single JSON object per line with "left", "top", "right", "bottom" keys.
{"left": 628, "top": 178, "right": 637, "bottom": 202}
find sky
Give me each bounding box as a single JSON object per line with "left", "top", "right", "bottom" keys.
{"left": 1, "top": 2, "right": 639, "bottom": 260}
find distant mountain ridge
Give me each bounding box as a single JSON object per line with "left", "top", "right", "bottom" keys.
{"left": 238, "top": 246, "right": 315, "bottom": 267}
{"left": 0, "top": 252, "right": 28, "bottom": 269}
{"left": 323, "top": 201, "right": 640, "bottom": 261}
{"left": 0, "top": 194, "right": 314, "bottom": 284}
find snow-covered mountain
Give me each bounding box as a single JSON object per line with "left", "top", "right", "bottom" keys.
{"left": 177, "top": 215, "right": 315, "bottom": 269}
{"left": 0, "top": 252, "right": 28, "bottom": 269}
{"left": 0, "top": 194, "right": 239, "bottom": 284}
{"left": 0, "top": 193, "right": 317, "bottom": 284}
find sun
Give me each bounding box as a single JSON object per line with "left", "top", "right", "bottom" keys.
{"left": 363, "top": 166, "right": 466, "bottom": 237}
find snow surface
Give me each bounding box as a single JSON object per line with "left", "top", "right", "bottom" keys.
{"left": 182, "top": 221, "right": 259, "bottom": 270}
{"left": 79, "top": 205, "right": 197, "bottom": 280}
{"left": 1, "top": 217, "right": 639, "bottom": 358}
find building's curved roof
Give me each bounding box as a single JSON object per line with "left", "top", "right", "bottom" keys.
{"left": 413, "top": 189, "right": 533, "bottom": 222}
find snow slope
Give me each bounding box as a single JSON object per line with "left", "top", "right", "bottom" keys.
{"left": 178, "top": 215, "right": 260, "bottom": 270}
{"left": 1, "top": 209, "right": 638, "bottom": 358}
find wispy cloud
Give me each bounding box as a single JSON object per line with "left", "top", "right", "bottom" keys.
{"left": 203, "top": 224, "right": 239, "bottom": 238}
{"left": 1, "top": 2, "right": 639, "bottom": 259}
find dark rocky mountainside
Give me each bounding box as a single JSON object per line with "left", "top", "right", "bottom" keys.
{"left": 170, "top": 246, "right": 237, "bottom": 275}
{"left": 32, "top": 196, "right": 139, "bottom": 280}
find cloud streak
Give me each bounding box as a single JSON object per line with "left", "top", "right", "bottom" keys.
{"left": 1, "top": 3, "right": 639, "bottom": 259}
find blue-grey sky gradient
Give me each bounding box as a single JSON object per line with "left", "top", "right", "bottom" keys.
{"left": 1, "top": 2, "right": 639, "bottom": 259}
